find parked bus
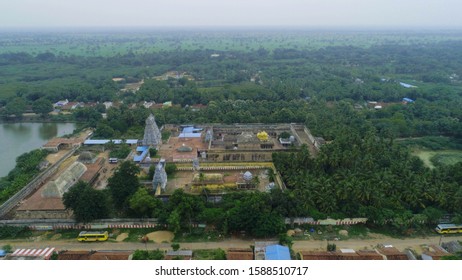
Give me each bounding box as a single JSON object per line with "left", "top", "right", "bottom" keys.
{"left": 435, "top": 224, "right": 462, "bottom": 234}
{"left": 109, "top": 158, "right": 118, "bottom": 164}
{"left": 77, "top": 231, "right": 109, "bottom": 242}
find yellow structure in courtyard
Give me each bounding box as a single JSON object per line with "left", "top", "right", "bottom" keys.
{"left": 257, "top": 131, "right": 269, "bottom": 141}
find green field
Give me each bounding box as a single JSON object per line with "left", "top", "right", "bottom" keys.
{"left": 413, "top": 150, "right": 462, "bottom": 168}
{"left": 2, "top": 31, "right": 462, "bottom": 56}
{"left": 398, "top": 136, "right": 462, "bottom": 151}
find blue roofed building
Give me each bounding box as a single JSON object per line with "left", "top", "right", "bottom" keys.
{"left": 83, "top": 139, "right": 138, "bottom": 145}
{"left": 265, "top": 245, "right": 291, "bottom": 260}
{"left": 179, "top": 126, "right": 203, "bottom": 138}
{"left": 134, "top": 146, "right": 149, "bottom": 162}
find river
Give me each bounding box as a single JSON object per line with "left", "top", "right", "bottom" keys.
{"left": 0, "top": 122, "right": 76, "bottom": 178}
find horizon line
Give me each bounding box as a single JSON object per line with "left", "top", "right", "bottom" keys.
{"left": 1, "top": 25, "right": 462, "bottom": 32}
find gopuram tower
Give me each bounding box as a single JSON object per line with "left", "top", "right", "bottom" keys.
{"left": 142, "top": 114, "right": 162, "bottom": 147}
{"left": 152, "top": 159, "right": 167, "bottom": 193}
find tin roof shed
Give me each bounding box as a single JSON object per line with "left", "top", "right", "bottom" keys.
{"left": 265, "top": 245, "right": 290, "bottom": 260}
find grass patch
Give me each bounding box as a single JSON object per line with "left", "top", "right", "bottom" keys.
{"left": 108, "top": 144, "right": 131, "bottom": 159}
{"left": 173, "top": 228, "right": 222, "bottom": 242}
{"left": 193, "top": 249, "right": 227, "bottom": 260}
{"left": 412, "top": 150, "right": 436, "bottom": 168}
{"left": 162, "top": 131, "right": 171, "bottom": 142}
{"left": 291, "top": 224, "right": 404, "bottom": 241}
{"left": 49, "top": 229, "right": 82, "bottom": 240}
{"left": 122, "top": 228, "right": 161, "bottom": 242}
{"left": 412, "top": 150, "right": 462, "bottom": 168}
{"left": 431, "top": 152, "right": 462, "bottom": 167}
{"left": 342, "top": 224, "right": 370, "bottom": 238}
{"left": 398, "top": 136, "right": 462, "bottom": 150}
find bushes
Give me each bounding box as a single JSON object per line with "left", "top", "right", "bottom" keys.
{"left": 109, "top": 144, "right": 131, "bottom": 159}
{"left": 132, "top": 249, "right": 164, "bottom": 260}
{"left": 0, "top": 226, "right": 32, "bottom": 239}
{"left": 193, "top": 249, "right": 226, "bottom": 260}
{"left": 165, "top": 163, "right": 178, "bottom": 176}
{"left": 149, "top": 148, "right": 157, "bottom": 157}
{"left": 0, "top": 149, "right": 48, "bottom": 204}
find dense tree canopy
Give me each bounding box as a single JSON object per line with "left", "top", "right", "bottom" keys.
{"left": 62, "top": 181, "right": 109, "bottom": 223}
{"left": 31, "top": 98, "right": 53, "bottom": 117}
{"left": 129, "top": 187, "right": 162, "bottom": 218}
{"left": 107, "top": 161, "right": 141, "bottom": 212}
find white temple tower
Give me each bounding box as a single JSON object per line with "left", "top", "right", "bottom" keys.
{"left": 142, "top": 114, "right": 162, "bottom": 147}
{"left": 152, "top": 159, "right": 167, "bottom": 193}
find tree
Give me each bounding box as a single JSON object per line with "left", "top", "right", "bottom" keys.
{"left": 32, "top": 98, "right": 53, "bottom": 117}
{"left": 279, "top": 132, "right": 291, "bottom": 139}
{"left": 165, "top": 163, "right": 178, "bottom": 176}
{"left": 94, "top": 123, "right": 116, "bottom": 139}
{"left": 129, "top": 188, "right": 162, "bottom": 217}
{"left": 211, "top": 248, "right": 227, "bottom": 260}
{"left": 278, "top": 233, "right": 294, "bottom": 248}
{"left": 108, "top": 161, "right": 141, "bottom": 212}
{"left": 73, "top": 107, "right": 102, "bottom": 127}
{"left": 168, "top": 209, "right": 181, "bottom": 234}
{"left": 148, "top": 164, "right": 155, "bottom": 180}
{"left": 226, "top": 192, "right": 285, "bottom": 237}
{"left": 5, "top": 97, "right": 27, "bottom": 118}
{"left": 252, "top": 175, "right": 260, "bottom": 187}
{"left": 167, "top": 189, "right": 204, "bottom": 232}
{"left": 50, "top": 252, "right": 59, "bottom": 260}
{"left": 1, "top": 244, "right": 13, "bottom": 253}
{"left": 279, "top": 233, "right": 295, "bottom": 259}
{"left": 171, "top": 243, "right": 180, "bottom": 251}
{"left": 62, "top": 181, "right": 109, "bottom": 223}
{"left": 149, "top": 148, "right": 157, "bottom": 157}
{"left": 327, "top": 243, "right": 337, "bottom": 252}
{"left": 422, "top": 207, "right": 444, "bottom": 224}
{"left": 198, "top": 208, "right": 226, "bottom": 229}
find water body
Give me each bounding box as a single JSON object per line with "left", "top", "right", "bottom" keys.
{"left": 0, "top": 122, "right": 76, "bottom": 178}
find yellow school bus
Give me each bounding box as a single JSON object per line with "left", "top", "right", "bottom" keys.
{"left": 435, "top": 224, "right": 462, "bottom": 234}
{"left": 77, "top": 231, "right": 109, "bottom": 241}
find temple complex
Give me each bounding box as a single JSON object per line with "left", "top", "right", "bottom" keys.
{"left": 6, "top": 120, "right": 322, "bottom": 219}
{"left": 149, "top": 122, "right": 322, "bottom": 196}
{"left": 159, "top": 123, "right": 320, "bottom": 163}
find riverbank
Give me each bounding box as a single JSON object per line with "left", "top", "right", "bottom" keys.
{"left": 0, "top": 122, "right": 77, "bottom": 177}
{"left": 0, "top": 114, "right": 76, "bottom": 124}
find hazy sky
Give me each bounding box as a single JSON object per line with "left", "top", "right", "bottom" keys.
{"left": 1, "top": 0, "right": 461, "bottom": 29}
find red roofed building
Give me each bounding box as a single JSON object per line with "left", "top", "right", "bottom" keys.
{"left": 57, "top": 250, "right": 133, "bottom": 260}
{"left": 6, "top": 247, "right": 55, "bottom": 260}
{"left": 227, "top": 248, "right": 254, "bottom": 260}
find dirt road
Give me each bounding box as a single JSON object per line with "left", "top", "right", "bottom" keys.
{"left": 2, "top": 235, "right": 460, "bottom": 254}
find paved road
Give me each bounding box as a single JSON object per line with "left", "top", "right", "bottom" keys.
{"left": 2, "top": 235, "right": 460, "bottom": 253}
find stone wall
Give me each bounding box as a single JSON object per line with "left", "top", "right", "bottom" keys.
{"left": 15, "top": 209, "right": 73, "bottom": 220}
{"left": 204, "top": 150, "right": 274, "bottom": 162}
